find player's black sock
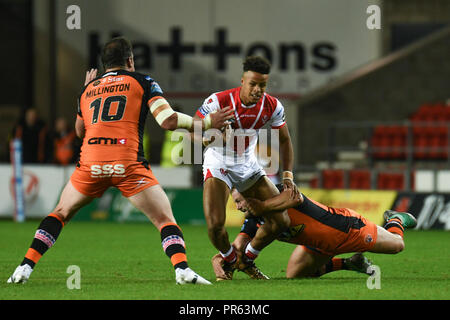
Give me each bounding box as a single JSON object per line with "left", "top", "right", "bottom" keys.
{"left": 160, "top": 223, "right": 188, "bottom": 270}
{"left": 20, "top": 213, "right": 64, "bottom": 269}
{"left": 324, "top": 258, "right": 347, "bottom": 274}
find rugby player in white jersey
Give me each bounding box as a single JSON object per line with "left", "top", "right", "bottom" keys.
{"left": 193, "top": 56, "right": 295, "bottom": 279}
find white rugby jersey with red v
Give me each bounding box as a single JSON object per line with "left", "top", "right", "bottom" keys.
{"left": 196, "top": 87, "right": 286, "bottom": 166}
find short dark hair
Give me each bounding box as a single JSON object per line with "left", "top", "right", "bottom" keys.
{"left": 243, "top": 56, "right": 271, "bottom": 74}
{"left": 101, "top": 37, "right": 133, "bottom": 69}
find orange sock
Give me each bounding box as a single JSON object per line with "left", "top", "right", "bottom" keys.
{"left": 384, "top": 217, "right": 404, "bottom": 238}
{"left": 24, "top": 248, "right": 42, "bottom": 266}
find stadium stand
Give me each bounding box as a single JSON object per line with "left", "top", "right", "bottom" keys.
{"left": 370, "top": 103, "right": 449, "bottom": 161}
{"left": 311, "top": 102, "right": 449, "bottom": 191}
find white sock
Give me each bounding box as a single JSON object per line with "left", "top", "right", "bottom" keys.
{"left": 220, "top": 246, "right": 237, "bottom": 263}
{"left": 245, "top": 243, "right": 260, "bottom": 260}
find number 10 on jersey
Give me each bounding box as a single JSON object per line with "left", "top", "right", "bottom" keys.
{"left": 89, "top": 95, "right": 127, "bottom": 124}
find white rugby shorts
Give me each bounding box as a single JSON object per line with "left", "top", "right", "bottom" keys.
{"left": 202, "top": 148, "right": 266, "bottom": 192}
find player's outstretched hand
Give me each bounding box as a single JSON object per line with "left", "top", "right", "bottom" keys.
{"left": 278, "top": 188, "right": 303, "bottom": 208}
{"left": 210, "top": 106, "right": 234, "bottom": 130}
{"left": 211, "top": 253, "right": 227, "bottom": 279}
{"left": 84, "top": 68, "right": 98, "bottom": 86}
{"left": 282, "top": 184, "right": 301, "bottom": 201}
{"left": 282, "top": 178, "right": 299, "bottom": 198}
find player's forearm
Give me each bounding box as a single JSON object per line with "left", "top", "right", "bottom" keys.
{"left": 278, "top": 126, "right": 294, "bottom": 173}
{"left": 159, "top": 113, "right": 180, "bottom": 131}
{"left": 280, "top": 139, "right": 294, "bottom": 173}
{"left": 262, "top": 194, "right": 296, "bottom": 212}
{"left": 260, "top": 188, "right": 303, "bottom": 213}
{"left": 76, "top": 129, "right": 85, "bottom": 139}
{"left": 150, "top": 97, "right": 193, "bottom": 131}
{"left": 158, "top": 110, "right": 213, "bottom": 132}
{"left": 75, "top": 117, "right": 85, "bottom": 139}
{"left": 191, "top": 115, "right": 208, "bottom": 145}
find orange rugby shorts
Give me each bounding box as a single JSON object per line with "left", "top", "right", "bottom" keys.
{"left": 70, "top": 160, "right": 159, "bottom": 198}
{"left": 333, "top": 208, "right": 378, "bottom": 254}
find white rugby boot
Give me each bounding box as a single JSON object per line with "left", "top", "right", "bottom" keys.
{"left": 7, "top": 264, "right": 33, "bottom": 284}
{"left": 175, "top": 267, "right": 212, "bottom": 285}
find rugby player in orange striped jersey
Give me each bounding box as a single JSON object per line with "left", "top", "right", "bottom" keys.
{"left": 7, "top": 37, "right": 233, "bottom": 285}
{"left": 212, "top": 186, "right": 416, "bottom": 280}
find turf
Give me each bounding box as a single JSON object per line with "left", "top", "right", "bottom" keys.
{"left": 0, "top": 221, "right": 449, "bottom": 300}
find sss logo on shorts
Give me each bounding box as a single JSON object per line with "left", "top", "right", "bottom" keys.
{"left": 90, "top": 164, "right": 126, "bottom": 177}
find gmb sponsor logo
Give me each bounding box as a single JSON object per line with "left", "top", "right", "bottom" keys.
{"left": 90, "top": 164, "right": 126, "bottom": 177}
{"left": 88, "top": 137, "right": 127, "bottom": 145}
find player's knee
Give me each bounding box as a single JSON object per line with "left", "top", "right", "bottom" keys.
{"left": 386, "top": 238, "right": 405, "bottom": 254}
{"left": 393, "top": 240, "right": 405, "bottom": 253}
{"left": 286, "top": 272, "right": 295, "bottom": 279}
{"left": 280, "top": 211, "right": 291, "bottom": 227}
{"left": 285, "top": 268, "right": 298, "bottom": 279}
{"left": 273, "top": 221, "right": 286, "bottom": 234}
{"left": 286, "top": 266, "right": 313, "bottom": 279}
{"left": 266, "top": 213, "right": 289, "bottom": 233}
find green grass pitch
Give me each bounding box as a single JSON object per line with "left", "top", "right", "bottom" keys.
{"left": 0, "top": 221, "right": 449, "bottom": 300}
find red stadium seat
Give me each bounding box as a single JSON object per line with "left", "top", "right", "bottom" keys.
{"left": 322, "top": 169, "right": 344, "bottom": 189}
{"left": 413, "top": 126, "right": 429, "bottom": 159}
{"left": 370, "top": 125, "right": 408, "bottom": 160}
{"left": 445, "top": 106, "right": 450, "bottom": 121}
{"left": 415, "top": 104, "right": 434, "bottom": 117}
{"left": 436, "top": 126, "right": 449, "bottom": 159}
{"left": 389, "top": 126, "right": 407, "bottom": 159}
{"left": 377, "top": 172, "right": 405, "bottom": 190}
{"left": 309, "top": 177, "right": 318, "bottom": 188}
{"left": 370, "top": 126, "right": 387, "bottom": 159}
{"left": 349, "top": 170, "right": 371, "bottom": 189}
{"left": 412, "top": 103, "right": 447, "bottom": 123}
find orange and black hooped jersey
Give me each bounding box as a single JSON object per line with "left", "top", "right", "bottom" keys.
{"left": 77, "top": 70, "right": 163, "bottom": 163}
{"left": 241, "top": 194, "right": 370, "bottom": 255}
